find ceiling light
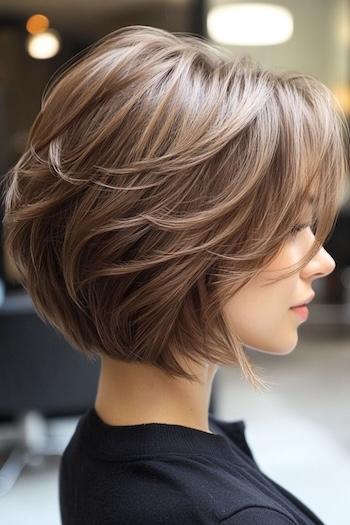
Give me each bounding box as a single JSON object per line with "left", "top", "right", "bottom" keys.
{"left": 26, "top": 29, "right": 61, "bottom": 59}
{"left": 207, "top": 3, "right": 294, "bottom": 46}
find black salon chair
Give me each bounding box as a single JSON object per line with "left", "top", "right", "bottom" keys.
{"left": 0, "top": 287, "right": 100, "bottom": 496}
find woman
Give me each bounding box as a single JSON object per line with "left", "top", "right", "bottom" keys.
{"left": 2, "top": 25, "right": 349, "bottom": 524}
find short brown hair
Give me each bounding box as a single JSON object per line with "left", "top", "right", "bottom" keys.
{"left": 2, "top": 25, "right": 349, "bottom": 389}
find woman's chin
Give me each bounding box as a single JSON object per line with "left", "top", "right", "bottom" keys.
{"left": 244, "top": 338, "right": 298, "bottom": 356}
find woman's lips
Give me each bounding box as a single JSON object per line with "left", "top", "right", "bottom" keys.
{"left": 290, "top": 305, "right": 309, "bottom": 321}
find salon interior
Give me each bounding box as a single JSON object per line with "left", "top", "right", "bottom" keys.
{"left": 0, "top": 0, "right": 349, "bottom": 523}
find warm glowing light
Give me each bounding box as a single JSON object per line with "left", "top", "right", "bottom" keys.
{"left": 26, "top": 29, "right": 61, "bottom": 59}
{"left": 207, "top": 3, "right": 294, "bottom": 46}
{"left": 26, "top": 14, "right": 49, "bottom": 34}
{"left": 331, "top": 84, "right": 350, "bottom": 116}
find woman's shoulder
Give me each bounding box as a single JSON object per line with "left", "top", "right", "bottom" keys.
{"left": 219, "top": 506, "right": 298, "bottom": 524}
{"left": 59, "top": 409, "right": 305, "bottom": 525}
{"left": 97, "top": 506, "right": 297, "bottom": 525}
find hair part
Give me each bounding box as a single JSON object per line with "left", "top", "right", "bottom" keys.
{"left": 2, "top": 25, "right": 349, "bottom": 390}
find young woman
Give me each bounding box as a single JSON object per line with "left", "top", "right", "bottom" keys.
{"left": 2, "top": 25, "right": 349, "bottom": 525}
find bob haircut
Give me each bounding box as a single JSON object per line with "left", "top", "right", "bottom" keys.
{"left": 2, "top": 25, "right": 349, "bottom": 389}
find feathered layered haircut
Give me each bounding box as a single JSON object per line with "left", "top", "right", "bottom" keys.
{"left": 2, "top": 25, "right": 349, "bottom": 389}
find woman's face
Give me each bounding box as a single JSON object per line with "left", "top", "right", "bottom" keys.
{"left": 222, "top": 202, "right": 336, "bottom": 355}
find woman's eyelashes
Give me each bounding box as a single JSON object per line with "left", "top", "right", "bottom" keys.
{"left": 289, "top": 222, "right": 316, "bottom": 237}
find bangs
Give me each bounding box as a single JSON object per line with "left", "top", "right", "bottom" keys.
{"left": 236, "top": 73, "right": 350, "bottom": 286}
{"left": 280, "top": 76, "right": 347, "bottom": 208}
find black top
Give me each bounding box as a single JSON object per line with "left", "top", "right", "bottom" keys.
{"left": 59, "top": 407, "right": 325, "bottom": 524}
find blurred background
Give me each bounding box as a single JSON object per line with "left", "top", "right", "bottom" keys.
{"left": 0, "top": 1, "right": 349, "bottom": 524}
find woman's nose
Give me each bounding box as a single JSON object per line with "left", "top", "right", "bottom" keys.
{"left": 302, "top": 246, "right": 336, "bottom": 281}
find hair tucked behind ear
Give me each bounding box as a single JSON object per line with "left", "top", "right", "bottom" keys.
{"left": 2, "top": 25, "right": 349, "bottom": 389}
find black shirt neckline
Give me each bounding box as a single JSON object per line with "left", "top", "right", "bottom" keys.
{"left": 81, "top": 406, "right": 246, "bottom": 461}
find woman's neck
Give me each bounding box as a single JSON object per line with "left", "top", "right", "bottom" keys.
{"left": 94, "top": 354, "right": 218, "bottom": 433}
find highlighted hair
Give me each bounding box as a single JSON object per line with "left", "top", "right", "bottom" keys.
{"left": 2, "top": 25, "right": 349, "bottom": 388}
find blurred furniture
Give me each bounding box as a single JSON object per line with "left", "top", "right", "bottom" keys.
{"left": 323, "top": 205, "right": 350, "bottom": 304}
{"left": 309, "top": 204, "right": 350, "bottom": 325}
{"left": 0, "top": 288, "right": 100, "bottom": 496}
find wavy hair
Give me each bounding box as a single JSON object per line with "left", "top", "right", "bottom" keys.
{"left": 2, "top": 25, "right": 349, "bottom": 389}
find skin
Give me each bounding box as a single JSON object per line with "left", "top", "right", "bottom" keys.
{"left": 223, "top": 227, "right": 335, "bottom": 356}
{"left": 95, "top": 201, "right": 336, "bottom": 434}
